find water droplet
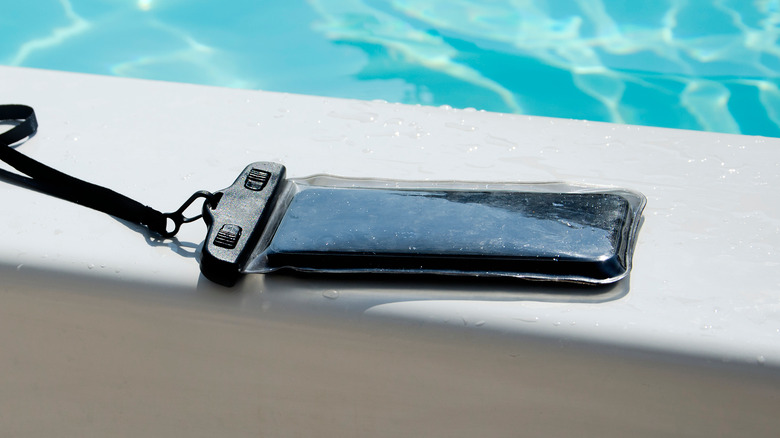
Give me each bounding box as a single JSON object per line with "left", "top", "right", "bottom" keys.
{"left": 445, "top": 121, "right": 477, "bottom": 132}
{"left": 328, "top": 111, "right": 378, "bottom": 123}
{"left": 16, "top": 264, "right": 23, "bottom": 271}
{"left": 322, "top": 289, "right": 339, "bottom": 300}
{"left": 475, "top": 320, "right": 485, "bottom": 327}
{"left": 553, "top": 321, "right": 561, "bottom": 327}
{"left": 757, "top": 355, "right": 766, "bottom": 365}
{"left": 514, "top": 316, "right": 539, "bottom": 323}
{"left": 88, "top": 264, "right": 95, "bottom": 270}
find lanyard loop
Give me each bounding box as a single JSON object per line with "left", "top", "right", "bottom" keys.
{"left": 160, "top": 190, "right": 219, "bottom": 238}
{"left": 0, "top": 104, "right": 207, "bottom": 238}
{"left": 0, "top": 104, "right": 37, "bottom": 145}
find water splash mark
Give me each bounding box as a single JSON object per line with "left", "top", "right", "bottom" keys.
{"left": 322, "top": 289, "right": 340, "bottom": 299}
{"left": 327, "top": 110, "right": 379, "bottom": 123}
{"left": 10, "top": 0, "right": 91, "bottom": 66}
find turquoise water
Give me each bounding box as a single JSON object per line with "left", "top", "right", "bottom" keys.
{"left": 2, "top": 0, "right": 779, "bottom": 137}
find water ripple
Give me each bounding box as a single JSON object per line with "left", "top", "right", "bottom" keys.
{"left": 10, "top": 0, "right": 90, "bottom": 66}
{"left": 310, "top": 0, "right": 780, "bottom": 136}
{"left": 2, "top": 0, "right": 779, "bottom": 136}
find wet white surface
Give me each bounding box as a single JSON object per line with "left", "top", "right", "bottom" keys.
{"left": 1, "top": 66, "right": 779, "bottom": 436}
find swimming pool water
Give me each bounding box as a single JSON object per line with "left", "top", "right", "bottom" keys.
{"left": 2, "top": 0, "right": 779, "bottom": 137}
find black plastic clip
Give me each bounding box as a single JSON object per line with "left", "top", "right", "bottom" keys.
{"left": 200, "top": 162, "right": 287, "bottom": 286}
{"left": 161, "top": 190, "right": 219, "bottom": 238}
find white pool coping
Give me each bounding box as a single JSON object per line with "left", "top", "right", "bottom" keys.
{"left": 3, "top": 65, "right": 779, "bottom": 364}
{"left": 2, "top": 66, "right": 779, "bottom": 436}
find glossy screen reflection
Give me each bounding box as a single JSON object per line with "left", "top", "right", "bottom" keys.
{"left": 261, "top": 187, "right": 635, "bottom": 283}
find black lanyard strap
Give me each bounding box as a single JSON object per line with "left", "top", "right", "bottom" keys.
{"left": 0, "top": 104, "right": 211, "bottom": 238}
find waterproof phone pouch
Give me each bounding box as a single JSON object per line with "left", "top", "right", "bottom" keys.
{"left": 200, "top": 162, "right": 645, "bottom": 286}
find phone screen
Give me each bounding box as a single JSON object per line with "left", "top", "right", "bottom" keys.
{"left": 263, "top": 187, "right": 631, "bottom": 281}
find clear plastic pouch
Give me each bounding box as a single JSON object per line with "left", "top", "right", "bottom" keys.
{"left": 200, "top": 162, "right": 646, "bottom": 286}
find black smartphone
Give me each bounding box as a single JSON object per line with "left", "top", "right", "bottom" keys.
{"left": 262, "top": 187, "right": 633, "bottom": 281}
